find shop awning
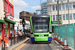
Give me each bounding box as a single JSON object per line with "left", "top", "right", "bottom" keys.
{"left": 0, "top": 19, "right": 5, "bottom": 23}
{"left": 4, "top": 17, "right": 16, "bottom": 24}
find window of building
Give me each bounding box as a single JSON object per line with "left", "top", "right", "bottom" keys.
{"left": 53, "top": 5, "right": 55, "bottom": 11}
{"left": 53, "top": 15, "right": 55, "bottom": 21}
{"left": 59, "top": 4, "right": 61, "bottom": 10}
{"left": 73, "top": 3, "right": 75, "bottom": 8}
{"left": 73, "top": 14, "right": 75, "bottom": 19}
{"left": 55, "top": 0, "right": 57, "bottom": 2}
{"left": 66, "top": 3, "right": 68, "bottom": 9}
{"left": 63, "top": 14, "right": 65, "bottom": 20}
{"left": 69, "top": 3, "right": 72, "bottom": 9}
{"left": 70, "top": 14, "right": 72, "bottom": 20}
{"left": 4, "top": 0, "right": 8, "bottom": 12}
{"left": 26, "top": 12, "right": 29, "bottom": 15}
{"left": 66, "top": 14, "right": 69, "bottom": 20}
{"left": 55, "top": 5, "right": 57, "bottom": 10}
{"left": 56, "top": 15, "right": 58, "bottom": 21}
{"left": 59, "top": 15, "right": 62, "bottom": 20}
{"left": 62, "top": 4, "right": 65, "bottom": 10}
{"left": 9, "top": 5, "right": 12, "bottom": 15}
{"left": 4, "top": 0, "right": 14, "bottom": 16}
{"left": 47, "top": 0, "right": 52, "bottom": 2}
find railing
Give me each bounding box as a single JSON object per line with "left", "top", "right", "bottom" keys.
{"left": 54, "top": 24, "right": 75, "bottom": 49}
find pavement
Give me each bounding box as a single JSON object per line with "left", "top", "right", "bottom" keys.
{"left": 6, "top": 38, "right": 29, "bottom": 50}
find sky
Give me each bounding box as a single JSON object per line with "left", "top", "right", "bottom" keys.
{"left": 14, "top": 0, "right": 47, "bottom": 18}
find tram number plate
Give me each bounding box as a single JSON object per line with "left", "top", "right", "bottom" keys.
{"left": 39, "top": 35, "right": 44, "bottom": 37}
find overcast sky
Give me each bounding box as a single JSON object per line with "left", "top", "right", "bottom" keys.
{"left": 14, "top": 0, "right": 47, "bottom": 18}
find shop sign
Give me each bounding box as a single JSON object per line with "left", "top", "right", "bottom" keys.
{"left": 51, "top": 21, "right": 62, "bottom": 24}
{"left": 7, "top": 16, "right": 14, "bottom": 21}
{"left": 5, "top": 13, "right": 14, "bottom": 21}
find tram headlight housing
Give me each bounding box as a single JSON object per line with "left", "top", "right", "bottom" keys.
{"left": 49, "top": 34, "right": 52, "bottom": 36}
{"left": 31, "top": 34, "right": 34, "bottom": 37}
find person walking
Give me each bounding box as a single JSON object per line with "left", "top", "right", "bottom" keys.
{"left": 17, "top": 30, "right": 22, "bottom": 41}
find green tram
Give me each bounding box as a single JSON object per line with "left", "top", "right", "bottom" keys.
{"left": 30, "top": 15, "right": 52, "bottom": 43}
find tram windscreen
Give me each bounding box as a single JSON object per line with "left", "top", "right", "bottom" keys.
{"left": 32, "top": 17, "right": 50, "bottom": 33}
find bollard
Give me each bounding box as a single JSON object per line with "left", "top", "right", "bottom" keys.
{"left": 63, "top": 37, "right": 71, "bottom": 50}
{"left": 60, "top": 36, "right": 63, "bottom": 45}
{"left": 58, "top": 35, "right": 61, "bottom": 43}
{"left": 4, "top": 41, "right": 5, "bottom": 50}
{"left": 14, "top": 35, "right": 15, "bottom": 44}
{"left": 1, "top": 40, "right": 4, "bottom": 50}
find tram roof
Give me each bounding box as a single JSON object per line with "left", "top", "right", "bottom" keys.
{"left": 32, "top": 14, "right": 50, "bottom": 17}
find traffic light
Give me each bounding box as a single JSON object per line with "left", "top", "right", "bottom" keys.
{"left": 22, "top": 18, "right": 25, "bottom": 27}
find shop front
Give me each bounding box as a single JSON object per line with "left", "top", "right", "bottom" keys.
{"left": 0, "top": 19, "right": 5, "bottom": 45}
{"left": 4, "top": 14, "right": 15, "bottom": 46}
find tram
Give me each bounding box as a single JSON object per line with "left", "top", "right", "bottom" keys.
{"left": 30, "top": 15, "right": 52, "bottom": 43}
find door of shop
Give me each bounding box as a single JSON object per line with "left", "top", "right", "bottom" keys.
{"left": 0, "top": 24, "right": 2, "bottom": 39}
{"left": 0, "top": 23, "right": 2, "bottom": 45}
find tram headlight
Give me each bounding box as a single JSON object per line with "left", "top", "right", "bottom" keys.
{"left": 49, "top": 34, "right": 52, "bottom": 36}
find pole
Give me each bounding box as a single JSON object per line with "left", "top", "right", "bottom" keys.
{"left": 57, "top": 0, "right": 59, "bottom": 25}
{"left": 57, "top": 0, "right": 60, "bottom": 37}
{"left": 67, "top": 0, "right": 70, "bottom": 24}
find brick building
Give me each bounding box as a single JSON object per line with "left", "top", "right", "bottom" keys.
{"left": 19, "top": 11, "right": 36, "bottom": 21}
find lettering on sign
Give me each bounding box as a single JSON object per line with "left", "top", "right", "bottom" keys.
{"left": 8, "top": 16, "right": 14, "bottom": 21}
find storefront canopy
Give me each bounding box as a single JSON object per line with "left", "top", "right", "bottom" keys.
{"left": 4, "top": 17, "right": 16, "bottom": 24}
{"left": 0, "top": 19, "right": 5, "bottom": 23}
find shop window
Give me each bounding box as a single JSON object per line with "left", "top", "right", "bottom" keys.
{"left": 4, "top": 0, "right": 8, "bottom": 12}
{"left": 0, "top": 24, "right": 2, "bottom": 39}
{"left": 10, "top": 24, "right": 13, "bottom": 37}
{"left": 5, "top": 22, "right": 8, "bottom": 37}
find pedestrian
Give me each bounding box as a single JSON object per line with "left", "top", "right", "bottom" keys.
{"left": 20, "top": 29, "right": 23, "bottom": 40}
{"left": 17, "top": 29, "right": 22, "bottom": 41}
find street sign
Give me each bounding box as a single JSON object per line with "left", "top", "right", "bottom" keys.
{"left": 51, "top": 21, "right": 62, "bottom": 24}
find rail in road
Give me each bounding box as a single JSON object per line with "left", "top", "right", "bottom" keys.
{"left": 13, "top": 39, "right": 62, "bottom": 50}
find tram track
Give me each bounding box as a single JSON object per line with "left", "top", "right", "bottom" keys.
{"left": 31, "top": 43, "right": 52, "bottom": 50}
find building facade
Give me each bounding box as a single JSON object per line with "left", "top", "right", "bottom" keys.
{"left": 47, "top": 0, "right": 75, "bottom": 24}
{"left": 41, "top": 2, "right": 48, "bottom": 15}
{"left": 0, "top": 0, "right": 15, "bottom": 46}
{"left": 19, "top": 11, "right": 36, "bottom": 21}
